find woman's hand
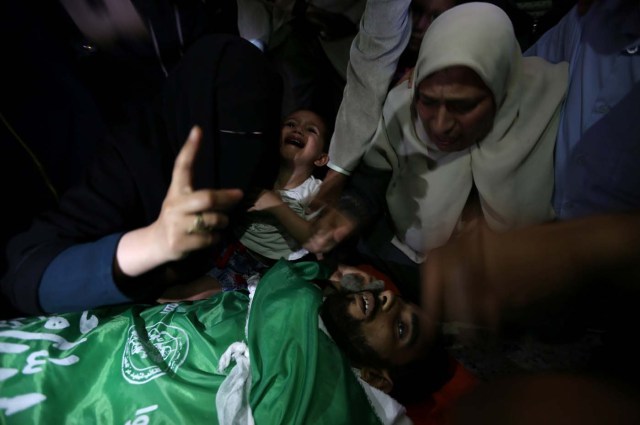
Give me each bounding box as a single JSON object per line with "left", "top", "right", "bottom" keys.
{"left": 116, "top": 126, "right": 243, "bottom": 277}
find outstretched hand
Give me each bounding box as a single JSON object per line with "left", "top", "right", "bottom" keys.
{"left": 421, "top": 223, "right": 502, "bottom": 334}
{"left": 421, "top": 213, "right": 640, "bottom": 337}
{"left": 303, "top": 205, "right": 357, "bottom": 254}
{"left": 116, "top": 126, "right": 243, "bottom": 277}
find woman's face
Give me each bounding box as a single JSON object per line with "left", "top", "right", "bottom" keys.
{"left": 415, "top": 66, "right": 495, "bottom": 152}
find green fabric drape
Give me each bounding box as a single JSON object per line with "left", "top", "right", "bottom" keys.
{"left": 0, "top": 260, "right": 382, "bottom": 424}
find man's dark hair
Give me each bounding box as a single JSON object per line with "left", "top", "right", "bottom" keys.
{"left": 390, "top": 335, "right": 452, "bottom": 405}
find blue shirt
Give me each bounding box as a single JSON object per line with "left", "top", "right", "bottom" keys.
{"left": 39, "top": 233, "right": 133, "bottom": 313}
{"left": 525, "top": 0, "right": 640, "bottom": 220}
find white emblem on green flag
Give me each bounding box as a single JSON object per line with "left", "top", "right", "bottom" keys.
{"left": 122, "top": 322, "right": 189, "bottom": 384}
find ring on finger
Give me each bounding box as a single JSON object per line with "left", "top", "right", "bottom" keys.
{"left": 187, "top": 212, "right": 211, "bottom": 234}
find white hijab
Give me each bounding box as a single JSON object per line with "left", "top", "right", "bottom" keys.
{"left": 363, "top": 2, "right": 568, "bottom": 262}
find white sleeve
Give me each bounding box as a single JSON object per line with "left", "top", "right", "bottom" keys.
{"left": 236, "top": 0, "right": 274, "bottom": 49}
{"left": 328, "top": 0, "right": 412, "bottom": 175}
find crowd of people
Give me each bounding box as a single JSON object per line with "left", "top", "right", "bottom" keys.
{"left": 2, "top": 0, "right": 639, "bottom": 422}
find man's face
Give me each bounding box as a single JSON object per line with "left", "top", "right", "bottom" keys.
{"left": 325, "top": 288, "right": 434, "bottom": 367}
{"left": 408, "top": 0, "right": 457, "bottom": 53}
{"left": 415, "top": 66, "right": 495, "bottom": 152}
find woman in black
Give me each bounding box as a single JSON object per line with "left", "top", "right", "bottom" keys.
{"left": 2, "top": 34, "right": 283, "bottom": 317}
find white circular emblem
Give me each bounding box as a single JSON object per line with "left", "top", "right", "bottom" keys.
{"left": 122, "top": 322, "right": 189, "bottom": 384}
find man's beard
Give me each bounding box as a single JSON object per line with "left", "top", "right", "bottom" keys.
{"left": 320, "top": 289, "right": 387, "bottom": 368}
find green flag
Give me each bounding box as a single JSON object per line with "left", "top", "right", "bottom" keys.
{"left": 1, "top": 260, "right": 389, "bottom": 424}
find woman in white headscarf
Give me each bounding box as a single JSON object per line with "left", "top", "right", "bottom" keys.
{"left": 305, "top": 2, "right": 568, "bottom": 300}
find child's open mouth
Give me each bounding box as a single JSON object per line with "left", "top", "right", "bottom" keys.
{"left": 285, "top": 137, "right": 305, "bottom": 148}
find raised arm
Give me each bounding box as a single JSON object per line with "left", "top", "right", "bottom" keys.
{"left": 30, "top": 127, "right": 242, "bottom": 314}
{"left": 308, "top": 0, "right": 412, "bottom": 215}
{"left": 329, "top": 0, "right": 411, "bottom": 174}
{"left": 116, "top": 126, "right": 242, "bottom": 277}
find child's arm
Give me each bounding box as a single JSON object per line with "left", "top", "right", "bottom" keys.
{"left": 249, "top": 189, "right": 314, "bottom": 245}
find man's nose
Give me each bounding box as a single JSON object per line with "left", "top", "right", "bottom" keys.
{"left": 379, "top": 290, "right": 396, "bottom": 312}
{"left": 431, "top": 105, "right": 454, "bottom": 134}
